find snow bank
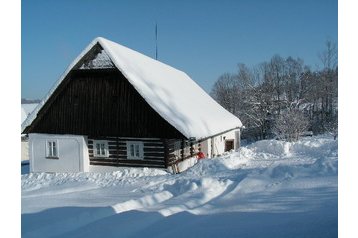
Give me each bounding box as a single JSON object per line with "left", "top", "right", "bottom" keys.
{"left": 185, "top": 135, "right": 337, "bottom": 176}
{"left": 22, "top": 167, "right": 169, "bottom": 191}
{"left": 22, "top": 135, "right": 338, "bottom": 238}
{"left": 248, "top": 135, "right": 337, "bottom": 158}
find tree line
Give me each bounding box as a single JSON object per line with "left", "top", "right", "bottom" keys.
{"left": 211, "top": 41, "right": 338, "bottom": 141}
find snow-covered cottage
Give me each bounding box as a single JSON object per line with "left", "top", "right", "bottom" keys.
{"left": 22, "top": 37, "right": 242, "bottom": 173}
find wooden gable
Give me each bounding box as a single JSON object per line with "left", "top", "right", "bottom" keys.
{"left": 23, "top": 68, "right": 185, "bottom": 139}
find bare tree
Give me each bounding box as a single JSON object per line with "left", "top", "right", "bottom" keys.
{"left": 284, "top": 57, "right": 304, "bottom": 103}
{"left": 272, "top": 108, "right": 309, "bottom": 141}
{"left": 319, "top": 40, "right": 338, "bottom": 70}
{"left": 265, "top": 55, "right": 286, "bottom": 114}
{"left": 239, "top": 64, "right": 275, "bottom": 139}
{"left": 210, "top": 73, "right": 240, "bottom": 114}
{"left": 211, "top": 42, "right": 338, "bottom": 141}
{"left": 316, "top": 40, "right": 338, "bottom": 127}
{"left": 323, "top": 113, "right": 338, "bottom": 140}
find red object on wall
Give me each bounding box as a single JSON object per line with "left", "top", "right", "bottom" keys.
{"left": 197, "top": 151, "right": 205, "bottom": 160}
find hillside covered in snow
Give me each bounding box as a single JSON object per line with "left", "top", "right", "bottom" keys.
{"left": 21, "top": 135, "right": 338, "bottom": 238}
{"left": 21, "top": 103, "right": 38, "bottom": 124}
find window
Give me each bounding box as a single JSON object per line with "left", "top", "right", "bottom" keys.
{"left": 126, "top": 141, "right": 144, "bottom": 160}
{"left": 94, "top": 140, "right": 109, "bottom": 158}
{"left": 46, "top": 140, "right": 58, "bottom": 158}
{"left": 225, "top": 139, "right": 234, "bottom": 152}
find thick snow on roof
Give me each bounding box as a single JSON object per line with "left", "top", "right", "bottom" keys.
{"left": 22, "top": 37, "right": 242, "bottom": 139}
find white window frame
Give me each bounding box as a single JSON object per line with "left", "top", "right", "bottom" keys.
{"left": 126, "top": 141, "right": 144, "bottom": 160}
{"left": 93, "top": 140, "right": 109, "bottom": 158}
{"left": 46, "top": 140, "right": 59, "bottom": 158}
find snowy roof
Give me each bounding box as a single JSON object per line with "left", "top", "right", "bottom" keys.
{"left": 21, "top": 103, "right": 38, "bottom": 124}
{"left": 22, "top": 37, "right": 242, "bottom": 140}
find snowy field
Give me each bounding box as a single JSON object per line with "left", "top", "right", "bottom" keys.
{"left": 21, "top": 135, "right": 338, "bottom": 238}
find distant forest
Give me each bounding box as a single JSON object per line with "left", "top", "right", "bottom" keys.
{"left": 211, "top": 40, "right": 338, "bottom": 142}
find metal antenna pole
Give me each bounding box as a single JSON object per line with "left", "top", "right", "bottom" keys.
{"left": 155, "top": 22, "right": 158, "bottom": 60}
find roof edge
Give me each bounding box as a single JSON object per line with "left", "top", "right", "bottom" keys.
{"left": 196, "top": 126, "right": 242, "bottom": 142}
{"left": 21, "top": 38, "right": 102, "bottom": 133}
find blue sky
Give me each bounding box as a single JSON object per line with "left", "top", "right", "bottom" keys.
{"left": 22, "top": 0, "right": 337, "bottom": 99}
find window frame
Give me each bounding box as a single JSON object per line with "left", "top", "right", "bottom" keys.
{"left": 46, "top": 140, "right": 59, "bottom": 159}
{"left": 93, "top": 140, "right": 109, "bottom": 158}
{"left": 126, "top": 141, "right": 144, "bottom": 160}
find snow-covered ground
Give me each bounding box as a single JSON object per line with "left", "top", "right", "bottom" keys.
{"left": 21, "top": 135, "right": 338, "bottom": 238}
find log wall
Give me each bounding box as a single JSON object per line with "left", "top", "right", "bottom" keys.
{"left": 87, "top": 137, "right": 197, "bottom": 168}
{"left": 88, "top": 137, "right": 166, "bottom": 168}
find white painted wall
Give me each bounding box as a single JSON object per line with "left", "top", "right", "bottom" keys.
{"left": 200, "top": 138, "right": 211, "bottom": 158}
{"left": 200, "top": 129, "right": 241, "bottom": 158}
{"left": 29, "top": 134, "right": 89, "bottom": 172}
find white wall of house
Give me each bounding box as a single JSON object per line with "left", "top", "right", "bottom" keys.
{"left": 29, "top": 133, "right": 89, "bottom": 172}
{"left": 200, "top": 138, "right": 211, "bottom": 158}
{"left": 200, "top": 129, "right": 240, "bottom": 158}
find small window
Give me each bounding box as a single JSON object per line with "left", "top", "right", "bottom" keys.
{"left": 46, "top": 140, "right": 58, "bottom": 158}
{"left": 127, "top": 141, "right": 144, "bottom": 160}
{"left": 94, "top": 140, "right": 109, "bottom": 158}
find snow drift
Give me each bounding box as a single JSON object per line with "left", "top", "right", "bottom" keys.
{"left": 22, "top": 135, "right": 338, "bottom": 238}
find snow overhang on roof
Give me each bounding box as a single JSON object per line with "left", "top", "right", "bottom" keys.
{"left": 22, "top": 37, "right": 242, "bottom": 140}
